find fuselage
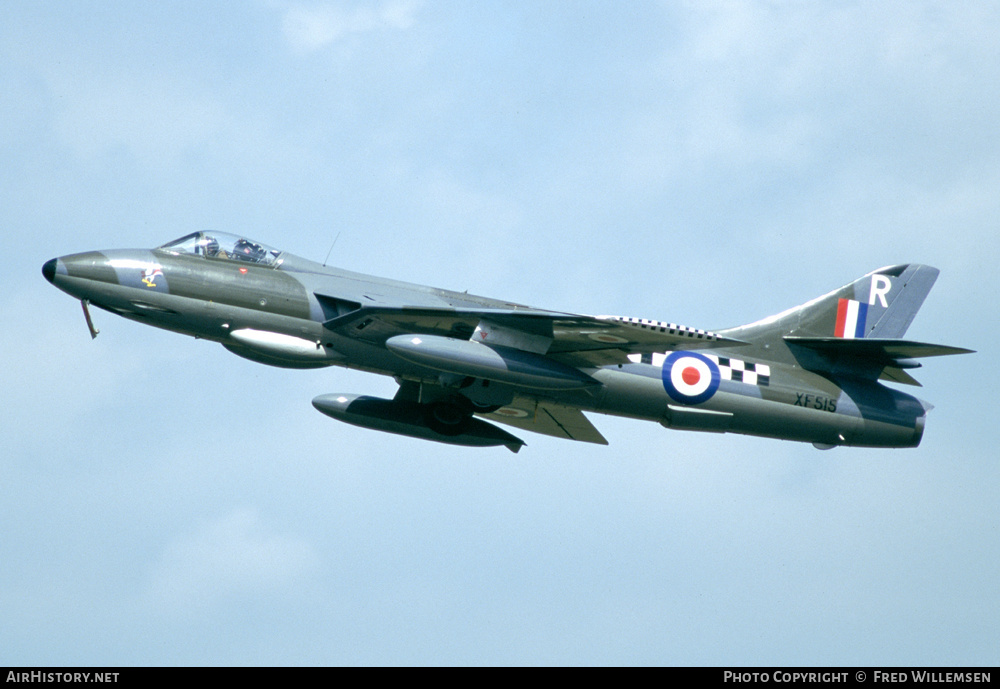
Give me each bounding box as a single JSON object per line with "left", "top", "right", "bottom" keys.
{"left": 43, "top": 235, "right": 930, "bottom": 449}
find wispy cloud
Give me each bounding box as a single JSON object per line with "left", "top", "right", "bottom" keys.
{"left": 282, "top": 0, "right": 421, "bottom": 53}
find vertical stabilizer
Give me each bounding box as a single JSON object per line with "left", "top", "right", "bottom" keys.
{"left": 865, "top": 265, "right": 939, "bottom": 338}
{"left": 720, "top": 264, "right": 941, "bottom": 353}
{"left": 797, "top": 263, "right": 939, "bottom": 339}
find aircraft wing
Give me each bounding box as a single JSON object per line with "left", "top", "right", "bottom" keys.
{"left": 322, "top": 304, "right": 745, "bottom": 363}
{"left": 480, "top": 398, "right": 609, "bottom": 445}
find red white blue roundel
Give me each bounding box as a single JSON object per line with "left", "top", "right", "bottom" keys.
{"left": 662, "top": 351, "right": 721, "bottom": 405}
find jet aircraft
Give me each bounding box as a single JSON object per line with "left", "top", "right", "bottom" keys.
{"left": 43, "top": 232, "right": 972, "bottom": 452}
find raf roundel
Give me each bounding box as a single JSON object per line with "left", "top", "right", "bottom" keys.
{"left": 662, "top": 351, "right": 721, "bottom": 405}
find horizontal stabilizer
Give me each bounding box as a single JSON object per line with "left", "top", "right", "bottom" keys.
{"left": 784, "top": 337, "right": 974, "bottom": 361}
{"left": 879, "top": 366, "right": 923, "bottom": 387}
{"left": 785, "top": 336, "right": 974, "bottom": 386}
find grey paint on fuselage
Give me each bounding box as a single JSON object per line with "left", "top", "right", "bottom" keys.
{"left": 43, "top": 234, "right": 971, "bottom": 451}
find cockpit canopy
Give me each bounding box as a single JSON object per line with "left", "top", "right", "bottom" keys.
{"left": 158, "top": 232, "right": 283, "bottom": 267}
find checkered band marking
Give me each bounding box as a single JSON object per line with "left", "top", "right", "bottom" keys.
{"left": 629, "top": 352, "right": 771, "bottom": 387}
{"left": 601, "top": 315, "right": 723, "bottom": 341}
{"left": 706, "top": 354, "right": 771, "bottom": 387}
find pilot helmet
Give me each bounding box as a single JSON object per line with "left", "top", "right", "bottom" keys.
{"left": 204, "top": 236, "right": 220, "bottom": 257}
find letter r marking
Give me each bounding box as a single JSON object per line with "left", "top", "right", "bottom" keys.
{"left": 870, "top": 274, "right": 891, "bottom": 308}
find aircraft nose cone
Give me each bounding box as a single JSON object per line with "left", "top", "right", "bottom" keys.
{"left": 42, "top": 258, "right": 58, "bottom": 284}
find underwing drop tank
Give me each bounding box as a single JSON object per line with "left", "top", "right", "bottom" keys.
{"left": 224, "top": 329, "right": 343, "bottom": 369}
{"left": 312, "top": 393, "right": 524, "bottom": 453}
{"left": 385, "top": 334, "right": 599, "bottom": 390}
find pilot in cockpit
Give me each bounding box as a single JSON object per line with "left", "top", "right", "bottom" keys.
{"left": 204, "top": 235, "right": 219, "bottom": 257}
{"left": 203, "top": 235, "right": 229, "bottom": 260}
{"left": 233, "top": 238, "right": 266, "bottom": 263}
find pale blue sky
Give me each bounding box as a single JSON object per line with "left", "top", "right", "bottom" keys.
{"left": 2, "top": 1, "right": 997, "bottom": 665}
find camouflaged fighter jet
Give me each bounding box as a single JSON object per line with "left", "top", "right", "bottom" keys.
{"left": 43, "top": 232, "right": 972, "bottom": 452}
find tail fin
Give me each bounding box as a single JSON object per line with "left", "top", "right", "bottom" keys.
{"left": 862, "top": 265, "right": 941, "bottom": 338}
{"left": 720, "top": 264, "right": 973, "bottom": 384}
{"left": 727, "top": 264, "right": 939, "bottom": 341}
{"left": 798, "top": 263, "right": 942, "bottom": 339}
